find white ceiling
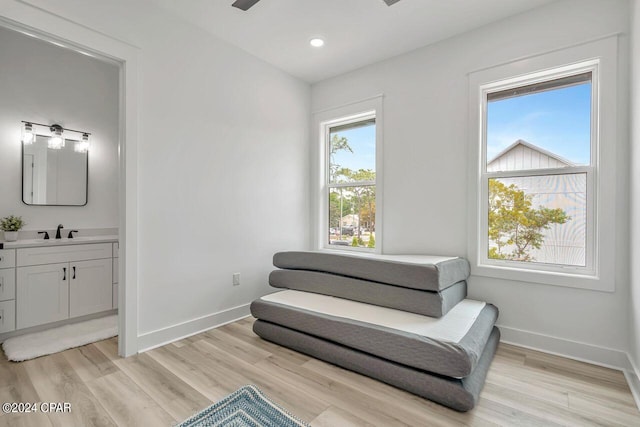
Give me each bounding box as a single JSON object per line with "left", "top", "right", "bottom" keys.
{"left": 147, "top": 0, "right": 558, "bottom": 83}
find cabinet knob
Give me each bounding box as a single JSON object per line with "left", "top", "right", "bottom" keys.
{"left": 63, "top": 267, "right": 67, "bottom": 281}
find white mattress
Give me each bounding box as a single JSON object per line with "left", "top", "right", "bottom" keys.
{"left": 261, "top": 290, "right": 485, "bottom": 343}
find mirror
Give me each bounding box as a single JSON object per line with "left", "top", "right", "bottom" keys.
{"left": 22, "top": 135, "right": 88, "bottom": 206}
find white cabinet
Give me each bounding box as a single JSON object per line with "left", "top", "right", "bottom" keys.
{"left": 0, "top": 249, "right": 16, "bottom": 268}
{"left": 0, "top": 249, "right": 16, "bottom": 333}
{"left": 112, "top": 242, "right": 118, "bottom": 309}
{"left": 17, "top": 243, "right": 112, "bottom": 267}
{"left": 14, "top": 242, "right": 116, "bottom": 331}
{"left": 113, "top": 283, "right": 118, "bottom": 309}
{"left": 17, "top": 263, "right": 69, "bottom": 329}
{"left": 112, "top": 258, "right": 119, "bottom": 309}
{"left": 0, "top": 300, "right": 15, "bottom": 333}
{"left": 69, "top": 259, "right": 112, "bottom": 317}
{"left": 113, "top": 257, "right": 119, "bottom": 285}
{"left": 0, "top": 266, "right": 16, "bottom": 302}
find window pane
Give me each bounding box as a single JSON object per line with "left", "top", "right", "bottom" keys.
{"left": 329, "top": 186, "right": 376, "bottom": 249}
{"left": 488, "top": 174, "right": 586, "bottom": 267}
{"left": 486, "top": 75, "right": 591, "bottom": 172}
{"left": 329, "top": 120, "right": 376, "bottom": 184}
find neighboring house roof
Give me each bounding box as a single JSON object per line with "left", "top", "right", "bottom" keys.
{"left": 487, "top": 139, "right": 575, "bottom": 171}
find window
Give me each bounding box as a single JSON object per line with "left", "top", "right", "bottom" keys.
{"left": 484, "top": 71, "right": 594, "bottom": 271}
{"left": 468, "top": 37, "right": 618, "bottom": 291}
{"left": 313, "top": 96, "right": 383, "bottom": 253}
{"left": 326, "top": 115, "right": 377, "bottom": 249}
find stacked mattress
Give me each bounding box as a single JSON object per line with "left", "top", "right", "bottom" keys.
{"left": 251, "top": 251, "right": 500, "bottom": 412}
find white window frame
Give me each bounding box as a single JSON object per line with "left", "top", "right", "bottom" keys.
{"left": 481, "top": 63, "right": 598, "bottom": 274}
{"left": 312, "top": 96, "right": 384, "bottom": 253}
{"left": 467, "top": 37, "right": 618, "bottom": 292}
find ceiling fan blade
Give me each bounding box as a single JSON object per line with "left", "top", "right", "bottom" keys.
{"left": 232, "top": 0, "right": 261, "bottom": 11}
{"left": 382, "top": 0, "right": 402, "bottom": 5}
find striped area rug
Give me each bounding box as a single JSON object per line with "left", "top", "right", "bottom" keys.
{"left": 177, "top": 385, "right": 309, "bottom": 427}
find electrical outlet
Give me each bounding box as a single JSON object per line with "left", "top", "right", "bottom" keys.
{"left": 233, "top": 273, "right": 240, "bottom": 286}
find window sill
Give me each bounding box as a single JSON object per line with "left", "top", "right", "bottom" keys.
{"left": 471, "top": 263, "right": 613, "bottom": 293}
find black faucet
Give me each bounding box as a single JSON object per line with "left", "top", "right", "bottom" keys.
{"left": 68, "top": 230, "right": 78, "bottom": 239}
{"left": 55, "top": 224, "right": 64, "bottom": 239}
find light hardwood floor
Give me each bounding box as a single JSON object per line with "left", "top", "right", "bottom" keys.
{"left": 1, "top": 317, "right": 639, "bottom": 427}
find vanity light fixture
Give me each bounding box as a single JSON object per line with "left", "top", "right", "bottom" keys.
{"left": 74, "top": 133, "right": 91, "bottom": 153}
{"left": 21, "top": 121, "right": 92, "bottom": 152}
{"left": 48, "top": 124, "right": 65, "bottom": 150}
{"left": 21, "top": 122, "right": 35, "bottom": 145}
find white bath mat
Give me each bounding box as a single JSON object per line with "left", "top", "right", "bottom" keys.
{"left": 2, "top": 315, "right": 117, "bottom": 362}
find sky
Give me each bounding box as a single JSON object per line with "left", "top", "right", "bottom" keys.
{"left": 331, "top": 123, "right": 376, "bottom": 173}
{"left": 486, "top": 82, "right": 592, "bottom": 165}
{"left": 330, "top": 82, "right": 591, "bottom": 173}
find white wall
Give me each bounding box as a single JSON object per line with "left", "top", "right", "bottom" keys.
{"left": 0, "top": 25, "right": 119, "bottom": 232}
{"left": 2, "top": 0, "right": 311, "bottom": 343}
{"left": 312, "top": 0, "right": 631, "bottom": 360}
{"left": 629, "top": 0, "right": 640, "bottom": 373}
{"left": 134, "top": 20, "right": 310, "bottom": 338}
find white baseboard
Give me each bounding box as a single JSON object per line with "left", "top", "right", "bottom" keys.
{"left": 137, "top": 303, "right": 251, "bottom": 353}
{"left": 498, "top": 324, "right": 633, "bottom": 371}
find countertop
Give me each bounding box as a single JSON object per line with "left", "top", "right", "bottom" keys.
{"left": 0, "top": 235, "right": 118, "bottom": 249}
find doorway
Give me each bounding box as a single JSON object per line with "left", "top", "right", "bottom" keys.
{"left": 0, "top": 6, "right": 139, "bottom": 356}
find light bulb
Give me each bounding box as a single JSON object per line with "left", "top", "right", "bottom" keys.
{"left": 309, "top": 38, "right": 325, "bottom": 48}
{"left": 48, "top": 125, "right": 65, "bottom": 150}
{"left": 22, "top": 122, "right": 35, "bottom": 145}
{"left": 75, "top": 133, "right": 90, "bottom": 153}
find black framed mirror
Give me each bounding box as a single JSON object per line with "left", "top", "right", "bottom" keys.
{"left": 22, "top": 133, "right": 88, "bottom": 206}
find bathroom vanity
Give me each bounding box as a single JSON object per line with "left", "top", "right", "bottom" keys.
{"left": 0, "top": 236, "right": 118, "bottom": 336}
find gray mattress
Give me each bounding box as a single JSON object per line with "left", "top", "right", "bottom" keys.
{"left": 250, "top": 293, "right": 498, "bottom": 378}
{"left": 269, "top": 269, "right": 466, "bottom": 317}
{"left": 273, "top": 251, "right": 470, "bottom": 291}
{"left": 253, "top": 320, "right": 500, "bottom": 412}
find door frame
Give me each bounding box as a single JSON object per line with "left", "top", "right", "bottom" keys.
{"left": 0, "top": 1, "right": 140, "bottom": 356}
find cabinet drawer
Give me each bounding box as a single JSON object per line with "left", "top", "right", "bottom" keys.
{"left": 17, "top": 243, "right": 112, "bottom": 266}
{"left": 0, "top": 300, "right": 16, "bottom": 334}
{"left": 0, "top": 269, "right": 16, "bottom": 302}
{"left": 0, "top": 249, "right": 15, "bottom": 269}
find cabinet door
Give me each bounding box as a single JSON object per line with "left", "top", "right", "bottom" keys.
{"left": 69, "top": 259, "right": 112, "bottom": 318}
{"left": 17, "top": 263, "right": 69, "bottom": 329}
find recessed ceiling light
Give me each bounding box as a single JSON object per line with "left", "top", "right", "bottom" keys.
{"left": 309, "top": 38, "right": 325, "bottom": 48}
